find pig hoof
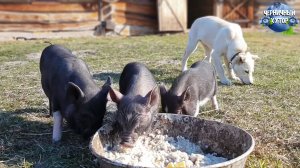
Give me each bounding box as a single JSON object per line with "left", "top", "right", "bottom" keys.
{"left": 52, "top": 139, "right": 61, "bottom": 146}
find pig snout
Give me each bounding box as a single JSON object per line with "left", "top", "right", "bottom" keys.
{"left": 120, "top": 132, "right": 138, "bottom": 148}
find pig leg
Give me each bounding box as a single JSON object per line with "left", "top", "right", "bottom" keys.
{"left": 49, "top": 99, "right": 52, "bottom": 116}
{"left": 52, "top": 111, "right": 63, "bottom": 143}
{"left": 194, "top": 103, "right": 200, "bottom": 117}
{"left": 211, "top": 95, "right": 219, "bottom": 111}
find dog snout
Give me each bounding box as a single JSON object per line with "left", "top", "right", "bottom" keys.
{"left": 243, "top": 81, "right": 252, "bottom": 85}
{"left": 241, "top": 78, "right": 253, "bottom": 85}
{"left": 247, "top": 79, "right": 254, "bottom": 85}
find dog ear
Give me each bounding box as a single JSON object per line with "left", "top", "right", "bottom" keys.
{"left": 246, "top": 52, "right": 260, "bottom": 60}
{"left": 238, "top": 56, "right": 246, "bottom": 64}
{"left": 251, "top": 54, "right": 260, "bottom": 60}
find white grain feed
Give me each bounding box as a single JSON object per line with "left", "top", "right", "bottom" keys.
{"left": 103, "top": 130, "right": 227, "bottom": 167}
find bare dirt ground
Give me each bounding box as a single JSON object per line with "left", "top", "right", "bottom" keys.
{"left": 0, "top": 26, "right": 299, "bottom": 42}
{"left": 0, "top": 31, "right": 95, "bottom": 41}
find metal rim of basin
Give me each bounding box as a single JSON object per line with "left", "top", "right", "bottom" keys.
{"left": 202, "top": 134, "right": 255, "bottom": 168}
{"left": 89, "top": 113, "right": 255, "bottom": 168}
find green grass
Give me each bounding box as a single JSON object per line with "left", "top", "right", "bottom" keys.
{"left": 0, "top": 31, "right": 299, "bottom": 167}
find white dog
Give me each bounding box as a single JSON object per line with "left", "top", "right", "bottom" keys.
{"left": 182, "top": 16, "right": 259, "bottom": 85}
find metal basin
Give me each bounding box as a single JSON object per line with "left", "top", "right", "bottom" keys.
{"left": 90, "top": 113, "right": 255, "bottom": 168}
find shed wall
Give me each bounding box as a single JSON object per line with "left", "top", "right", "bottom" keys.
{"left": 0, "top": 1, "right": 99, "bottom": 32}
{"left": 102, "top": 0, "right": 157, "bottom": 35}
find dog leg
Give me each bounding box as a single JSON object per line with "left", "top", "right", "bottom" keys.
{"left": 211, "top": 50, "right": 231, "bottom": 85}
{"left": 211, "top": 95, "right": 219, "bottom": 111}
{"left": 49, "top": 99, "right": 52, "bottom": 116}
{"left": 182, "top": 51, "right": 189, "bottom": 71}
{"left": 224, "top": 59, "right": 240, "bottom": 81}
{"left": 201, "top": 42, "right": 212, "bottom": 63}
{"left": 229, "top": 68, "right": 241, "bottom": 81}
{"left": 182, "top": 37, "right": 198, "bottom": 71}
{"left": 52, "top": 111, "right": 63, "bottom": 143}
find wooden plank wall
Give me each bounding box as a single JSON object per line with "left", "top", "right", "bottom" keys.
{"left": 102, "top": 0, "right": 157, "bottom": 36}
{"left": 157, "top": 0, "right": 187, "bottom": 32}
{"left": 222, "top": 0, "right": 254, "bottom": 27}
{"left": 0, "top": 1, "right": 99, "bottom": 32}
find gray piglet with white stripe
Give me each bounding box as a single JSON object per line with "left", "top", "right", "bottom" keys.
{"left": 160, "top": 60, "right": 219, "bottom": 116}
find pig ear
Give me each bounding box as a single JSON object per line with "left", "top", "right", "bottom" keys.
{"left": 145, "top": 86, "right": 160, "bottom": 107}
{"left": 65, "top": 104, "right": 76, "bottom": 120}
{"left": 181, "top": 86, "right": 191, "bottom": 102}
{"left": 159, "top": 84, "right": 167, "bottom": 112}
{"left": 66, "top": 82, "right": 85, "bottom": 102}
{"left": 159, "top": 84, "right": 167, "bottom": 96}
{"left": 108, "top": 87, "right": 123, "bottom": 103}
{"left": 103, "top": 76, "right": 112, "bottom": 86}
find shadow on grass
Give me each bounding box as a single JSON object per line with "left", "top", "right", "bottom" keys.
{"left": 217, "top": 81, "right": 246, "bottom": 87}
{"left": 150, "top": 68, "right": 179, "bottom": 85}
{"left": 0, "top": 107, "right": 50, "bottom": 134}
{"left": 93, "top": 69, "right": 179, "bottom": 87}
{"left": 0, "top": 108, "right": 96, "bottom": 168}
